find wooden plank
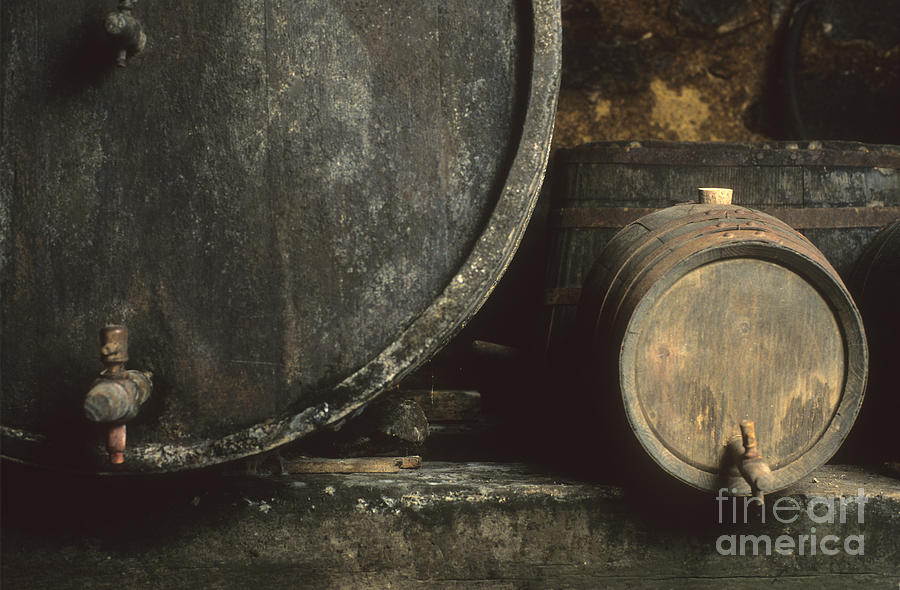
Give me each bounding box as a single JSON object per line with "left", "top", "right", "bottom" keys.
{"left": 283, "top": 456, "right": 422, "bottom": 474}
{"left": 552, "top": 206, "right": 900, "bottom": 229}
{"left": 559, "top": 164, "right": 806, "bottom": 205}
{"left": 552, "top": 206, "right": 660, "bottom": 227}
{"left": 558, "top": 140, "right": 900, "bottom": 168}
{"left": 400, "top": 390, "right": 483, "bottom": 422}
{"left": 761, "top": 206, "right": 900, "bottom": 228}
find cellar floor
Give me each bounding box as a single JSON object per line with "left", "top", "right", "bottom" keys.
{"left": 2, "top": 461, "right": 898, "bottom": 589}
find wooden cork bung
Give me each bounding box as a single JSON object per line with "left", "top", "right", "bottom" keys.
{"left": 698, "top": 188, "right": 733, "bottom": 205}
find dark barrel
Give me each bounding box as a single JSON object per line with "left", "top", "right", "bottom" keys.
{"left": 576, "top": 195, "right": 867, "bottom": 494}
{"left": 841, "top": 218, "right": 900, "bottom": 463}
{"left": 0, "top": 1, "right": 561, "bottom": 471}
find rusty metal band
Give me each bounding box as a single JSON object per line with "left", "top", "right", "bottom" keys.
{"left": 546, "top": 214, "right": 853, "bottom": 307}
{"left": 551, "top": 206, "right": 900, "bottom": 230}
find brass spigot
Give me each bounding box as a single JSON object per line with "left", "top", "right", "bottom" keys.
{"left": 84, "top": 325, "right": 152, "bottom": 464}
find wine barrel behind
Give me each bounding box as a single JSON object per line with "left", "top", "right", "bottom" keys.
{"left": 576, "top": 192, "right": 867, "bottom": 494}
{"left": 0, "top": 1, "right": 561, "bottom": 472}
{"left": 539, "top": 141, "right": 900, "bottom": 370}
{"left": 841, "top": 219, "right": 900, "bottom": 463}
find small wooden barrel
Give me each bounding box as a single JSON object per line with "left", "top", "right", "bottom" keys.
{"left": 576, "top": 192, "right": 867, "bottom": 493}
{"left": 842, "top": 219, "right": 900, "bottom": 462}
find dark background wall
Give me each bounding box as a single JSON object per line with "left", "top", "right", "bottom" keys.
{"left": 555, "top": 0, "right": 900, "bottom": 147}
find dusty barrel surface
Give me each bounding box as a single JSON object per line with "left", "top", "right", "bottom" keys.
{"left": 0, "top": 1, "right": 561, "bottom": 471}
{"left": 576, "top": 196, "right": 867, "bottom": 494}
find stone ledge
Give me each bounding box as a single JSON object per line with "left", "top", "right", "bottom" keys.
{"left": 2, "top": 462, "right": 898, "bottom": 589}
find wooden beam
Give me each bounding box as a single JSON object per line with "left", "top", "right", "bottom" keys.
{"left": 552, "top": 206, "right": 900, "bottom": 229}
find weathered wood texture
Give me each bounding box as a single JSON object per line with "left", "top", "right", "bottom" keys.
{"left": 281, "top": 455, "right": 422, "bottom": 474}
{"left": 0, "top": 1, "right": 561, "bottom": 471}
{"left": 840, "top": 220, "right": 900, "bottom": 463}
{"left": 539, "top": 140, "right": 899, "bottom": 364}
{"left": 402, "top": 389, "right": 484, "bottom": 422}
{"left": 574, "top": 202, "right": 867, "bottom": 493}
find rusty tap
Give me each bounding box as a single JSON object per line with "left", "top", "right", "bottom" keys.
{"left": 733, "top": 419, "right": 774, "bottom": 504}
{"left": 105, "top": 0, "right": 146, "bottom": 67}
{"left": 84, "top": 325, "right": 152, "bottom": 464}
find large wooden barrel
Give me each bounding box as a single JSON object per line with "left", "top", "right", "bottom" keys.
{"left": 0, "top": 1, "right": 561, "bottom": 472}
{"left": 841, "top": 219, "right": 900, "bottom": 463}
{"left": 576, "top": 193, "right": 867, "bottom": 494}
